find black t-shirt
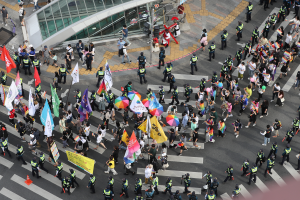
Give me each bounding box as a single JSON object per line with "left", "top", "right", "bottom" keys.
{"left": 62, "top": 131, "right": 68, "bottom": 140}
{"left": 265, "top": 128, "right": 272, "bottom": 138}
{"left": 296, "top": 71, "right": 300, "bottom": 79}
{"left": 193, "top": 131, "right": 198, "bottom": 142}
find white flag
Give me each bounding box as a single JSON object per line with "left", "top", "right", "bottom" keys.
{"left": 146, "top": 114, "right": 151, "bottom": 136}
{"left": 0, "top": 84, "right": 5, "bottom": 103}
{"left": 4, "top": 80, "right": 18, "bottom": 111}
{"left": 44, "top": 111, "right": 53, "bottom": 137}
{"left": 71, "top": 63, "right": 79, "bottom": 85}
{"left": 130, "top": 95, "right": 147, "bottom": 113}
{"left": 104, "top": 61, "right": 113, "bottom": 91}
{"left": 28, "top": 88, "right": 36, "bottom": 116}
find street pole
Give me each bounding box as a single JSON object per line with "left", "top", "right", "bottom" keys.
{"left": 149, "top": 8, "right": 154, "bottom": 65}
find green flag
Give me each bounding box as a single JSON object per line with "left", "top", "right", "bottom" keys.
{"left": 50, "top": 84, "right": 60, "bottom": 117}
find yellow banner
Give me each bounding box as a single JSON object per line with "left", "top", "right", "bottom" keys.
{"left": 66, "top": 151, "right": 95, "bottom": 174}
{"left": 138, "top": 116, "right": 168, "bottom": 143}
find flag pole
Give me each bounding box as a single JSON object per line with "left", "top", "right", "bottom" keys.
{"left": 64, "top": 84, "right": 73, "bottom": 110}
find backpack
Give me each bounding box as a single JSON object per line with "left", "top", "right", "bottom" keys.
{"left": 119, "top": 48, "right": 124, "bottom": 55}
{"left": 139, "top": 56, "right": 145, "bottom": 63}
{"left": 22, "top": 9, "right": 26, "bottom": 16}
{"left": 195, "top": 93, "right": 199, "bottom": 100}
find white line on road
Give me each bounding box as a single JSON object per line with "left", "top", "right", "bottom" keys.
{"left": 0, "top": 187, "right": 26, "bottom": 200}
{"left": 173, "top": 74, "right": 208, "bottom": 81}
{"left": 282, "top": 64, "right": 300, "bottom": 92}
{"left": 238, "top": 184, "right": 252, "bottom": 199}
{"left": 282, "top": 162, "right": 300, "bottom": 180}
{"left": 220, "top": 193, "right": 232, "bottom": 200}
{"left": 141, "top": 153, "right": 203, "bottom": 164}
{"left": 0, "top": 156, "right": 14, "bottom": 169}
{"left": 141, "top": 184, "right": 202, "bottom": 194}
{"left": 269, "top": 169, "right": 286, "bottom": 186}
{"left": 255, "top": 177, "right": 269, "bottom": 192}
{"left": 137, "top": 168, "right": 202, "bottom": 178}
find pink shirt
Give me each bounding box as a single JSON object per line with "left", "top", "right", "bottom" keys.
{"left": 200, "top": 36, "right": 208, "bottom": 45}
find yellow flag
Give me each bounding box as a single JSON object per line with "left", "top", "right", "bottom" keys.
{"left": 121, "top": 129, "right": 129, "bottom": 145}
{"left": 138, "top": 119, "right": 147, "bottom": 132}
{"left": 149, "top": 116, "right": 168, "bottom": 143}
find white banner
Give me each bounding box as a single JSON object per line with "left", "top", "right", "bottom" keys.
{"left": 130, "top": 95, "right": 147, "bottom": 113}
{"left": 71, "top": 63, "right": 79, "bottom": 85}
{"left": 4, "top": 80, "right": 18, "bottom": 111}
{"left": 146, "top": 114, "right": 151, "bottom": 136}
{"left": 44, "top": 111, "right": 53, "bottom": 137}
{"left": 28, "top": 88, "right": 36, "bottom": 116}
{"left": 104, "top": 70, "right": 113, "bottom": 91}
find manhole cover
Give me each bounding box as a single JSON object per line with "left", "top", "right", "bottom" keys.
{"left": 0, "top": 27, "right": 15, "bottom": 46}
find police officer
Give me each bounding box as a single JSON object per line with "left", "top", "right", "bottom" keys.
{"left": 241, "top": 159, "right": 249, "bottom": 176}
{"left": 134, "top": 178, "right": 142, "bottom": 195}
{"left": 69, "top": 169, "right": 79, "bottom": 188}
{"left": 39, "top": 152, "right": 49, "bottom": 173}
{"left": 174, "top": 190, "right": 182, "bottom": 200}
{"left": 158, "top": 47, "right": 165, "bottom": 69}
{"left": 225, "top": 55, "right": 233, "bottom": 72}
{"left": 245, "top": 2, "right": 253, "bottom": 22}
{"left": 121, "top": 178, "right": 129, "bottom": 198}
{"left": 187, "top": 191, "right": 197, "bottom": 200}
{"left": 210, "top": 178, "right": 219, "bottom": 196}
{"left": 108, "top": 176, "right": 114, "bottom": 193}
{"left": 137, "top": 65, "right": 147, "bottom": 84}
{"left": 270, "top": 13, "right": 277, "bottom": 30}
{"left": 23, "top": 56, "right": 32, "bottom": 75}
{"left": 223, "top": 165, "right": 233, "bottom": 183}
{"left": 206, "top": 190, "right": 216, "bottom": 200}
{"left": 285, "top": 128, "right": 294, "bottom": 144}
{"left": 152, "top": 174, "right": 159, "bottom": 195}
{"left": 61, "top": 176, "right": 71, "bottom": 195}
{"left": 255, "top": 149, "right": 265, "bottom": 167}
{"left": 221, "top": 30, "right": 228, "bottom": 50}
{"left": 263, "top": 20, "right": 271, "bottom": 38}
{"left": 221, "top": 63, "right": 229, "bottom": 82}
{"left": 235, "top": 48, "right": 242, "bottom": 67}
{"left": 87, "top": 174, "right": 96, "bottom": 193}
{"left": 168, "top": 74, "right": 176, "bottom": 93}
{"left": 236, "top": 21, "right": 243, "bottom": 41}
{"left": 135, "top": 193, "right": 143, "bottom": 200}
{"left": 90, "top": 90, "right": 98, "bottom": 111}
{"left": 103, "top": 185, "right": 113, "bottom": 199}
{"left": 163, "top": 177, "right": 172, "bottom": 195}
{"left": 146, "top": 88, "right": 153, "bottom": 99}
{"left": 13, "top": 51, "right": 21, "bottom": 73}
{"left": 248, "top": 164, "right": 257, "bottom": 185}
{"left": 32, "top": 57, "right": 41, "bottom": 75}
{"left": 280, "top": 143, "right": 291, "bottom": 165}
{"left": 199, "top": 78, "right": 206, "bottom": 92}
{"left": 31, "top": 157, "right": 41, "bottom": 178}
{"left": 263, "top": 0, "right": 269, "bottom": 10}
{"left": 244, "top": 40, "right": 251, "bottom": 59}
{"left": 96, "top": 67, "right": 104, "bottom": 87}
{"left": 16, "top": 144, "right": 26, "bottom": 164}
{"left": 212, "top": 72, "right": 218, "bottom": 86}
{"left": 55, "top": 160, "right": 63, "bottom": 180}
{"left": 232, "top": 184, "right": 241, "bottom": 199}
{"left": 252, "top": 27, "right": 259, "bottom": 46}
{"left": 162, "top": 63, "right": 173, "bottom": 82}
{"left": 35, "top": 84, "right": 42, "bottom": 103}
{"left": 1, "top": 71, "right": 7, "bottom": 85}
{"left": 264, "top": 156, "right": 275, "bottom": 177}
{"left": 268, "top": 142, "right": 278, "bottom": 159}
{"left": 278, "top": 4, "right": 286, "bottom": 23}
{"left": 76, "top": 89, "right": 81, "bottom": 104}
{"left": 292, "top": 117, "right": 299, "bottom": 132}
{"left": 59, "top": 64, "right": 70, "bottom": 84}
{"left": 107, "top": 90, "right": 115, "bottom": 104}
{"left": 158, "top": 86, "right": 165, "bottom": 103}
{"left": 184, "top": 84, "right": 192, "bottom": 103}
{"left": 170, "top": 85, "right": 179, "bottom": 105}
{"left": 295, "top": 0, "right": 300, "bottom": 17}
{"left": 190, "top": 53, "right": 198, "bottom": 75}
{"left": 137, "top": 52, "right": 146, "bottom": 67}
{"left": 208, "top": 42, "right": 216, "bottom": 61}
{"left": 202, "top": 171, "right": 212, "bottom": 191}
{"left": 183, "top": 173, "right": 191, "bottom": 193}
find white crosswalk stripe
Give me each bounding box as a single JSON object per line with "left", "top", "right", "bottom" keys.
{"left": 137, "top": 168, "right": 202, "bottom": 179}
{"left": 282, "top": 64, "right": 300, "bottom": 92}
{"left": 238, "top": 184, "right": 252, "bottom": 199}
{"left": 268, "top": 169, "right": 286, "bottom": 186}
{"left": 282, "top": 162, "right": 300, "bottom": 180}
{"left": 0, "top": 187, "right": 26, "bottom": 200}
{"left": 141, "top": 153, "right": 203, "bottom": 164}
{"left": 0, "top": 156, "right": 14, "bottom": 169}
{"left": 141, "top": 184, "right": 202, "bottom": 194}
{"left": 148, "top": 85, "right": 198, "bottom": 93}
{"left": 220, "top": 193, "right": 232, "bottom": 200}
{"left": 255, "top": 177, "right": 269, "bottom": 192}
{"left": 173, "top": 74, "right": 208, "bottom": 81}
{"left": 11, "top": 174, "right": 63, "bottom": 200}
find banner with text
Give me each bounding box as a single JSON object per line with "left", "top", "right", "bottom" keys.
{"left": 66, "top": 151, "right": 95, "bottom": 174}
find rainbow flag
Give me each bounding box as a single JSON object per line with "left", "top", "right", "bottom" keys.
{"left": 297, "top": 42, "right": 300, "bottom": 48}
{"left": 275, "top": 42, "right": 280, "bottom": 49}
{"left": 208, "top": 128, "right": 214, "bottom": 141}
{"left": 269, "top": 55, "right": 274, "bottom": 62}
{"left": 262, "top": 50, "right": 267, "bottom": 57}
{"left": 277, "top": 29, "right": 282, "bottom": 35}
{"left": 282, "top": 57, "right": 288, "bottom": 63}
{"left": 97, "top": 79, "right": 107, "bottom": 95}
{"left": 126, "top": 131, "right": 140, "bottom": 158}
{"left": 200, "top": 102, "right": 205, "bottom": 115}
{"left": 218, "top": 122, "right": 226, "bottom": 133}
{"left": 284, "top": 51, "right": 290, "bottom": 58}
{"left": 74, "top": 135, "right": 80, "bottom": 142}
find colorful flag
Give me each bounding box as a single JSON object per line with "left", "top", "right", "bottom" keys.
{"left": 149, "top": 93, "right": 161, "bottom": 110}
{"left": 269, "top": 55, "right": 274, "bottom": 62}
{"left": 275, "top": 42, "right": 280, "bottom": 49}
{"left": 200, "top": 102, "right": 205, "bottom": 115}
{"left": 284, "top": 51, "right": 291, "bottom": 58}
{"left": 208, "top": 127, "right": 214, "bottom": 141}
{"left": 126, "top": 131, "right": 140, "bottom": 158}
{"left": 0, "top": 46, "right": 16, "bottom": 73}
{"left": 15, "top": 72, "right": 22, "bottom": 96}
{"left": 277, "top": 29, "right": 282, "bottom": 35}
{"left": 78, "top": 88, "right": 93, "bottom": 121}
{"left": 40, "top": 99, "right": 54, "bottom": 130}
{"left": 104, "top": 61, "right": 113, "bottom": 91}
{"left": 4, "top": 80, "right": 18, "bottom": 111}
{"left": 149, "top": 116, "right": 168, "bottom": 143}
{"left": 218, "top": 122, "right": 226, "bottom": 133}
{"left": 124, "top": 149, "right": 136, "bottom": 164}
{"left": 121, "top": 129, "right": 129, "bottom": 145}
{"left": 130, "top": 95, "right": 148, "bottom": 114}
{"left": 71, "top": 63, "right": 79, "bottom": 85}
{"left": 34, "top": 67, "right": 41, "bottom": 87}
{"left": 297, "top": 42, "right": 300, "bottom": 48}
{"left": 28, "top": 88, "right": 36, "bottom": 116}
{"left": 50, "top": 84, "right": 60, "bottom": 117}
{"left": 0, "top": 84, "right": 5, "bottom": 105}
{"left": 282, "top": 57, "right": 288, "bottom": 63}
{"left": 44, "top": 111, "right": 53, "bottom": 137}
{"left": 97, "top": 79, "right": 107, "bottom": 95}
{"left": 262, "top": 50, "right": 267, "bottom": 57}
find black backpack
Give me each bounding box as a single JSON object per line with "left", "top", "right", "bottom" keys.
{"left": 119, "top": 48, "right": 124, "bottom": 55}
{"left": 195, "top": 93, "right": 199, "bottom": 100}
{"left": 139, "top": 56, "right": 145, "bottom": 63}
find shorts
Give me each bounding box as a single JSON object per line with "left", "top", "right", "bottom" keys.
{"left": 53, "top": 60, "right": 57, "bottom": 63}
{"left": 201, "top": 43, "right": 205, "bottom": 47}
{"left": 44, "top": 56, "right": 50, "bottom": 62}
{"left": 238, "top": 72, "right": 244, "bottom": 79}
{"left": 19, "top": 16, "right": 23, "bottom": 22}
{"left": 29, "top": 145, "right": 36, "bottom": 150}
{"left": 180, "top": 145, "right": 185, "bottom": 150}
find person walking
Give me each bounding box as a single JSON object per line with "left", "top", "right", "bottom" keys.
{"left": 59, "top": 64, "right": 70, "bottom": 84}
{"left": 76, "top": 40, "right": 84, "bottom": 61}
{"left": 121, "top": 43, "right": 131, "bottom": 64}
{"left": 55, "top": 160, "right": 63, "bottom": 180}
{"left": 273, "top": 119, "right": 282, "bottom": 137}
{"left": 137, "top": 65, "right": 147, "bottom": 84}
{"left": 261, "top": 125, "right": 272, "bottom": 146}
{"left": 96, "top": 67, "right": 104, "bottom": 87}
{"left": 69, "top": 169, "right": 79, "bottom": 188}
{"left": 122, "top": 25, "right": 131, "bottom": 46}
{"left": 264, "top": 156, "right": 275, "bottom": 177}
{"left": 33, "top": 0, "right": 41, "bottom": 11}
{"left": 39, "top": 152, "right": 49, "bottom": 173}
{"left": 158, "top": 47, "right": 165, "bottom": 69}
{"left": 85, "top": 53, "right": 93, "bottom": 71}
{"left": 42, "top": 46, "right": 51, "bottom": 66}
{"left": 31, "top": 157, "right": 41, "bottom": 178}
{"left": 280, "top": 144, "right": 291, "bottom": 165}
{"left": 236, "top": 21, "right": 243, "bottom": 41}
{"left": 117, "top": 38, "right": 125, "bottom": 57}
{"left": 223, "top": 165, "right": 233, "bottom": 183}
{"left": 255, "top": 149, "right": 265, "bottom": 167}
{"left": 1, "top": 6, "right": 8, "bottom": 26}
{"left": 208, "top": 42, "right": 216, "bottom": 61}
{"left": 268, "top": 142, "right": 278, "bottom": 159}
{"left": 241, "top": 159, "right": 249, "bottom": 176}
{"left": 61, "top": 177, "right": 71, "bottom": 195}
{"left": 248, "top": 164, "right": 257, "bottom": 185}
{"left": 16, "top": 144, "right": 26, "bottom": 164}
{"left": 260, "top": 99, "right": 269, "bottom": 118}
{"left": 18, "top": 5, "right": 24, "bottom": 26}
{"left": 190, "top": 53, "right": 198, "bottom": 75}
{"left": 220, "top": 30, "right": 228, "bottom": 50}
{"left": 245, "top": 2, "right": 253, "bottom": 22}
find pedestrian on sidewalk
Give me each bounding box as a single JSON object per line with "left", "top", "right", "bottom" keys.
{"left": 261, "top": 125, "right": 272, "bottom": 146}
{"left": 121, "top": 43, "right": 131, "bottom": 64}
{"left": 33, "top": 0, "right": 41, "bottom": 11}
{"left": 200, "top": 33, "right": 208, "bottom": 51}
{"left": 18, "top": 5, "right": 24, "bottom": 26}
{"left": 1, "top": 6, "right": 8, "bottom": 26}
{"left": 122, "top": 25, "right": 131, "bottom": 46}
{"left": 42, "top": 46, "right": 51, "bottom": 66}
{"left": 85, "top": 53, "right": 93, "bottom": 71}
{"left": 76, "top": 40, "right": 84, "bottom": 60}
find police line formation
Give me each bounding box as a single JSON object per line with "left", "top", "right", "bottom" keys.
{"left": 2, "top": 1, "right": 300, "bottom": 200}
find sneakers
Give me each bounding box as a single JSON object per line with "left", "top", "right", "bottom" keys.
{"left": 104, "top": 171, "right": 109, "bottom": 173}
{"left": 33, "top": 9, "right": 36, "bottom": 11}
{"left": 224, "top": 118, "right": 227, "bottom": 122}
{"left": 183, "top": 148, "right": 188, "bottom": 151}
{"left": 236, "top": 135, "right": 239, "bottom": 138}
{"left": 270, "top": 100, "right": 274, "bottom": 102}
{"left": 253, "top": 123, "right": 256, "bottom": 126}
{"left": 260, "top": 115, "right": 264, "bottom": 118}
{"left": 198, "top": 147, "right": 201, "bottom": 150}
{"left": 228, "top": 114, "right": 233, "bottom": 117}
{"left": 266, "top": 112, "right": 268, "bottom": 116}
{"left": 5, "top": 24, "right": 7, "bottom": 26}
{"left": 178, "top": 153, "right": 182, "bottom": 156}
{"left": 262, "top": 143, "right": 266, "bottom": 146}
{"left": 245, "top": 126, "right": 249, "bottom": 128}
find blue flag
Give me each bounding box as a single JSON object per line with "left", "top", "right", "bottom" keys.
{"left": 81, "top": 88, "right": 92, "bottom": 113}
{"left": 149, "top": 94, "right": 161, "bottom": 110}
{"left": 40, "top": 99, "right": 54, "bottom": 130}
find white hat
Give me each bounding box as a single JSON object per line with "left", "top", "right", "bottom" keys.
{"left": 30, "top": 134, "right": 34, "bottom": 138}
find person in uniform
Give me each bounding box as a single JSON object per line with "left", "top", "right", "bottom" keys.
{"left": 31, "top": 157, "right": 41, "bottom": 178}
{"left": 262, "top": 20, "right": 271, "bottom": 38}
{"left": 103, "top": 185, "right": 113, "bottom": 199}
{"left": 61, "top": 176, "right": 71, "bottom": 195}
{"left": 184, "top": 84, "right": 192, "bottom": 103}
{"left": 121, "top": 178, "right": 129, "bottom": 198}
{"left": 59, "top": 64, "right": 70, "bottom": 84}
{"left": 248, "top": 164, "right": 257, "bottom": 185}
{"left": 264, "top": 156, "right": 275, "bottom": 177}
{"left": 280, "top": 143, "right": 291, "bottom": 165}
{"left": 255, "top": 149, "right": 265, "bottom": 167}
{"left": 55, "top": 160, "right": 63, "bottom": 180}
{"left": 163, "top": 177, "right": 172, "bottom": 195}
{"left": 23, "top": 56, "right": 32, "bottom": 75}
{"left": 1, "top": 71, "right": 7, "bottom": 85}
{"left": 252, "top": 27, "right": 259, "bottom": 46}
{"left": 13, "top": 51, "right": 21, "bottom": 73}
{"left": 137, "top": 65, "right": 147, "bottom": 84}
{"left": 210, "top": 178, "right": 219, "bottom": 196}
{"left": 158, "top": 47, "right": 165, "bottom": 69}
{"left": 236, "top": 21, "right": 243, "bottom": 41}
{"left": 199, "top": 78, "right": 206, "bottom": 92}
{"left": 270, "top": 13, "right": 277, "bottom": 30}
{"left": 232, "top": 184, "right": 241, "bottom": 199}
{"left": 277, "top": 4, "right": 287, "bottom": 23}
{"left": 162, "top": 63, "right": 173, "bottom": 82}
{"left": 168, "top": 74, "right": 176, "bottom": 94}
{"left": 35, "top": 84, "right": 43, "bottom": 103}
{"left": 202, "top": 171, "right": 212, "bottom": 191}
{"left": 134, "top": 178, "right": 142, "bottom": 195}
{"left": 241, "top": 159, "right": 249, "bottom": 176}
{"left": 75, "top": 89, "right": 81, "bottom": 105}
{"left": 205, "top": 190, "right": 216, "bottom": 200}
{"left": 137, "top": 52, "right": 146, "bottom": 67}
{"left": 245, "top": 2, "right": 253, "bottom": 22}
{"left": 223, "top": 165, "right": 233, "bottom": 183}
{"left": 268, "top": 142, "right": 278, "bottom": 159}
{"left": 285, "top": 128, "right": 294, "bottom": 144}
{"left": 39, "top": 152, "right": 49, "bottom": 173}
{"left": 16, "top": 144, "right": 27, "bottom": 164}
{"left": 158, "top": 86, "right": 165, "bottom": 103}
{"left": 190, "top": 53, "right": 198, "bottom": 75}
{"left": 96, "top": 67, "right": 104, "bottom": 87}
{"left": 183, "top": 173, "right": 191, "bottom": 193}
{"left": 152, "top": 174, "right": 159, "bottom": 195}
{"left": 169, "top": 85, "right": 179, "bottom": 105}
{"left": 235, "top": 48, "right": 243, "bottom": 67}
{"left": 69, "top": 169, "right": 79, "bottom": 188}
{"left": 108, "top": 176, "right": 114, "bottom": 193}
{"left": 244, "top": 40, "right": 251, "bottom": 59}
{"left": 292, "top": 117, "right": 299, "bottom": 133}
{"left": 32, "top": 57, "right": 41, "bottom": 75}
{"left": 87, "top": 174, "right": 96, "bottom": 193}
{"left": 90, "top": 90, "right": 98, "bottom": 111}
{"left": 221, "top": 30, "right": 228, "bottom": 50}
{"left": 208, "top": 42, "right": 216, "bottom": 61}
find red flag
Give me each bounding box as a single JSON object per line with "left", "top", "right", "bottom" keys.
{"left": 97, "top": 79, "right": 107, "bottom": 95}
{"left": 0, "top": 46, "right": 16, "bottom": 73}
{"left": 34, "top": 67, "right": 41, "bottom": 87}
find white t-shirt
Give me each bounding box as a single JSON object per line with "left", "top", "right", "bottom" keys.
{"left": 248, "top": 62, "right": 256, "bottom": 71}
{"left": 264, "top": 74, "right": 270, "bottom": 82}
{"left": 66, "top": 46, "right": 73, "bottom": 53}
{"left": 285, "top": 35, "right": 292, "bottom": 44}
{"left": 140, "top": 140, "right": 145, "bottom": 148}
{"left": 19, "top": 8, "right": 23, "bottom": 17}
{"left": 274, "top": 85, "right": 280, "bottom": 91}
{"left": 80, "top": 137, "right": 86, "bottom": 144}
{"left": 84, "top": 126, "right": 90, "bottom": 136}
{"left": 198, "top": 92, "right": 204, "bottom": 102}
{"left": 100, "top": 129, "right": 106, "bottom": 138}
{"left": 238, "top": 64, "right": 246, "bottom": 74}
{"left": 96, "top": 134, "right": 103, "bottom": 144}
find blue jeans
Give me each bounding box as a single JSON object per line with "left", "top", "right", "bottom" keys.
{"left": 134, "top": 129, "right": 141, "bottom": 139}
{"left": 206, "top": 105, "right": 214, "bottom": 113}
{"left": 295, "top": 79, "right": 300, "bottom": 87}
{"left": 122, "top": 36, "right": 130, "bottom": 45}
{"left": 249, "top": 70, "right": 254, "bottom": 78}
{"left": 34, "top": 3, "right": 41, "bottom": 9}
{"left": 264, "top": 137, "right": 270, "bottom": 145}
{"left": 122, "top": 54, "right": 130, "bottom": 63}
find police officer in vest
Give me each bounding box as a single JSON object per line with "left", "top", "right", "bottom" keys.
{"left": 61, "top": 176, "right": 71, "bottom": 195}
{"left": 236, "top": 21, "right": 243, "bottom": 41}
{"left": 159, "top": 86, "right": 165, "bottom": 103}
{"left": 103, "top": 185, "right": 114, "bottom": 199}
{"left": 235, "top": 48, "right": 243, "bottom": 67}
{"left": 137, "top": 52, "right": 146, "bottom": 67}
{"left": 158, "top": 47, "right": 165, "bottom": 69}
{"left": 183, "top": 173, "right": 191, "bottom": 193}
{"left": 108, "top": 176, "right": 114, "bottom": 193}
{"left": 268, "top": 142, "right": 278, "bottom": 159}
{"left": 23, "top": 56, "right": 32, "bottom": 75}
{"left": 208, "top": 42, "right": 216, "bottom": 61}
{"left": 252, "top": 27, "right": 259, "bottom": 46}
{"left": 152, "top": 174, "right": 159, "bottom": 195}
{"left": 280, "top": 143, "right": 291, "bottom": 165}
{"left": 168, "top": 74, "right": 176, "bottom": 93}
{"left": 278, "top": 4, "right": 286, "bottom": 23}
{"left": 39, "top": 152, "right": 49, "bottom": 173}
{"left": 87, "top": 174, "right": 96, "bottom": 193}
{"left": 245, "top": 2, "right": 253, "bottom": 23}
{"left": 69, "top": 169, "right": 79, "bottom": 188}
{"left": 187, "top": 191, "right": 197, "bottom": 200}
{"left": 190, "top": 53, "right": 198, "bottom": 75}
{"left": 163, "top": 177, "right": 172, "bottom": 195}
{"left": 35, "top": 84, "right": 42, "bottom": 103}
{"left": 248, "top": 164, "right": 257, "bottom": 185}
{"left": 76, "top": 89, "right": 81, "bottom": 105}
{"left": 96, "top": 67, "right": 104, "bottom": 87}
{"left": 162, "top": 63, "right": 173, "bottom": 82}
{"left": 210, "top": 178, "right": 219, "bottom": 196}
{"left": 173, "top": 190, "right": 182, "bottom": 200}
{"left": 134, "top": 178, "right": 142, "bottom": 195}
{"left": 202, "top": 171, "right": 212, "bottom": 191}
{"left": 90, "top": 90, "right": 98, "bottom": 111}
{"left": 232, "top": 184, "right": 241, "bottom": 199}
{"left": 137, "top": 65, "right": 147, "bottom": 84}
{"left": 108, "top": 90, "right": 115, "bottom": 104}
{"left": 1, "top": 71, "right": 7, "bottom": 85}
{"left": 16, "top": 144, "right": 26, "bottom": 164}
{"left": 206, "top": 190, "right": 216, "bottom": 200}
{"left": 263, "top": 20, "right": 271, "bottom": 38}
{"left": 184, "top": 84, "right": 192, "bottom": 103}
{"left": 55, "top": 160, "right": 63, "bottom": 180}
{"left": 292, "top": 117, "right": 299, "bottom": 132}
{"left": 243, "top": 40, "right": 251, "bottom": 59}
{"left": 31, "top": 157, "right": 41, "bottom": 178}
{"left": 264, "top": 155, "right": 275, "bottom": 177}
{"left": 170, "top": 85, "right": 179, "bottom": 105}
{"left": 212, "top": 72, "right": 218, "bottom": 86}
{"left": 32, "top": 57, "right": 41, "bottom": 75}
{"left": 241, "top": 159, "right": 249, "bottom": 176}
{"left": 59, "top": 64, "right": 70, "bottom": 84}
{"left": 221, "top": 30, "right": 228, "bottom": 50}
{"left": 199, "top": 78, "right": 206, "bottom": 92}
{"left": 135, "top": 193, "right": 143, "bottom": 200}
{"left": 13, "top": 52, "right": 21, "bottom": 73}
{"left": 223, "top": 165, "right": 233, "bottom": 183}
{"left": 121, "top": 178, "right": 129, "bottom": 198}
{"left": 270, "top": 13, "right": 277, "bottom": 30}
